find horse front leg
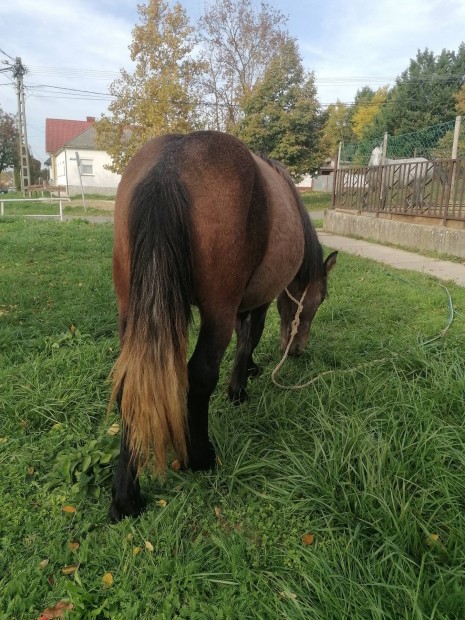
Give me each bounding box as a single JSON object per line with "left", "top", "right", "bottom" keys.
{"left": 228, "top": 304, "right": 269, "bottom": 404}
{"left": 187, "top": 318, "right": 235, "bottom": 471}
{"left": 109, "top": 387, "right": 145, "bottom": 522}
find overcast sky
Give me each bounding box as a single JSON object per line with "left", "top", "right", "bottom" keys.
{"left": 1, "top": 0, "right": 464, "bottom": 164}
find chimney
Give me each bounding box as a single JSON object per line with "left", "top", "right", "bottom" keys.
{"left": 86, "top": 116, "right": 95, "bottom": 123}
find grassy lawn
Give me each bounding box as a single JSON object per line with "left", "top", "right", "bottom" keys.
{"left": 301, "top": 191, "right": 332, "bottom": 211}
{"left": 1, "top": 194, "right": 114, "bottom": 218}
{"left": 1, "top": 219, "right": 465, "bottom": 619}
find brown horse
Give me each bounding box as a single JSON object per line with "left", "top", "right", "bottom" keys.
{"left": 109, "top": 131, "right": 337, "bottom": 521}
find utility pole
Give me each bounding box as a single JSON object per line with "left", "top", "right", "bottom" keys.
{"left": 13, "top": 58, "right": 31, "bottom": 194}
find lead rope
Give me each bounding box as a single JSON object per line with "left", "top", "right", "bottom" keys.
{"left": 271, "top": 280, "right": 456, "bottom": 391}
{"left": 271, "top": 286, "right": 308, "bottom": 388}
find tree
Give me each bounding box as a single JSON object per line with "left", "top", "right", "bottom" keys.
{"left": 96, "top": 0, "right": 203, "bottom": 174}
{"left": 235, "top": 40, "right": 323, "bottom": 180}
{"left": 198, "top": 0, "right": 291, "bottom": 130}
{"left": 351, "top": 86, "right": 388, "bottom": 139}
{"left": 29, "top": 155, "right": 42, "bottom": 185}
{"left": 367, "top": 46, "right": 465, "bottom": 137}
{"left": 0, "top": 107, "right": 18, "bottom": 175}
{"left": 320, "top": 100, "right": 353, "bottom": 160}
{"left": 455, "top": 83, "right": 465, "bottom": 114}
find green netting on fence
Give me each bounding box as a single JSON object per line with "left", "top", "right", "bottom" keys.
{"left": 340, "top": 118, "right": 465, "bottom": 165}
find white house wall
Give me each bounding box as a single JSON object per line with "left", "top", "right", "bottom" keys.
{"left": 54, "top": 148, "right": 121, "bottom": 196}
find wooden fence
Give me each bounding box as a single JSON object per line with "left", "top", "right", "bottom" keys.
{"left": 333, "top": 158, "right": 465, "bottom": 224}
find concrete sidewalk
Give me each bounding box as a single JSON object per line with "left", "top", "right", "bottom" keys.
{"left": 319, "top": 231, "right": 465, "bottom": 287}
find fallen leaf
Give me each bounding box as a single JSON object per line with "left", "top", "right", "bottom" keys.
{"left": 62, "top": 505, "right": 76, "bottom": 514}
{"left": 37, "top": 600, "right": 74, "bottom": 619}
{"left": 51, "top": 423, "right": 63, "bottom": 431}
{"left": 170, "top": 459, "right": 181, "bottom": 471}
{"left": 102, "top": 572, "right": 113, "bottom": 588}
{"left": 427, "top": 533, "right": 440, "bottom": 545}
{"left": 0, "top": 437, "right": 7, "bottom": 444}
{"left": 132, "top": 546, "right": 142, "bottom": 556}
{"left": 216, "top": 456, "right": 223, "bottom": 466}
{"left": 107, "top": 423, "right": 120, "bottom": 436}
{"left": 38, "top": 559, "right": 50, "bottom": 569}
{"left": 127, "top": 533, "right": 134, "bottom": 542}
{"left": 61, "top": 564, "right": 79, "bottom": 575}
{"left": 280, "top": 591, "right": 297, "bottom": 600}
{"left": 156, "top": 499, "right": 167, "bottom": 508}
{"left": 68, "top": 542, "right": 80, "bottom": 552}
{"left": 69, "top": 324, "right": 76, "bottom": 334}
{"left": 302, "top": 533, "right": 315, "bottom": 546}
{"left": 144, "top": 540, "right": 154, "bottom": 552}
{"left": 214, "top": 506, "right": 222, "bottom": 518}
{"left": 27, "top": 466, "right": 35, "bottom": 476}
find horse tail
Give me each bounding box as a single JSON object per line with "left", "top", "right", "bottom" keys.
{"left": 110, "top": 161, "right": 193, "bottom": 473}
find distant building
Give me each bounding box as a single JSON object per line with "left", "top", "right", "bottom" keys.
{"left": 45, "top": 117, "right": 120, "bottom": 196}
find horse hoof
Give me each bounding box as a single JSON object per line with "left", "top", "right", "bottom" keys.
{"left": 109, "top": 496, "right": 145, "bottom": 522}
{"left": 188, "top": 442, "right": 216, "bottom": 471}
{"left": 227, "top": 385, "right": 248, "bottom": 405}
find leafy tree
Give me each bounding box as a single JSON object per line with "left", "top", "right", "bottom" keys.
{"left": 320, "top": 100, "right": 353, "bottom": 160}
{"left": 198, "top": 0, "right": 291, "bottom": 130}
{"left": 29, "top": 155, "right": 42, "bottom": 185}
{"left": 455, "top": 83, "right": 465, "bottom": 114}
{"left": 235, "top": 40, "right": 323, "bottom": 180}
{"left": 96, "top": 0, "right": 203, "bottom": 174}
{"left": 367, "top": 46, "right": 465, "bottom": 137}
{"left": 0, "top": 107, "right": 18, "bottom": 175}
{"left": 351, "top": 86, "right": 388, "bottom": 139}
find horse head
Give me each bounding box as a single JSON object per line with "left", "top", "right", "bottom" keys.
{"left": 277, "top": 251, "right": 338, "bottom": 356}
{"left": 368, "top": 145, "right": 383, "bottom": 167}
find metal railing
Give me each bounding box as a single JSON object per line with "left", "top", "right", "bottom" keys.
{"left": 0, "top": 197, "right": 70, "bottom": 221}
{"left": 333, "top": 158, "right": 465, "bottom": 224}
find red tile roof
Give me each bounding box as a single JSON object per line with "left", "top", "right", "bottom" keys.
{"left": 45, "top": 117, "right": 96, "bottom": 154}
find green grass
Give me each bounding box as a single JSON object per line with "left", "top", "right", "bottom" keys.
{"left": 1, "top": 220, "right": 465, "bottom": 619}
{"left": 301, "top": 191, "right": 332, "bottom": 211}
{"left": 0, "top": 201, "right": 112, "bottom": 218}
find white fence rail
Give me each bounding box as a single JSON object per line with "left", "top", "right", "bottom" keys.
{"left": 0, "top": 197, "right": 71, "bottom": 221}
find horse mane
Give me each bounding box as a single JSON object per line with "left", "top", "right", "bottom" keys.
{"left": 258, "top": 155, "right": 324, "bottom": 284}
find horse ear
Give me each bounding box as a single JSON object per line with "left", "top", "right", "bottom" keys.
{"left": 324, "top": 250, "right": 338, "bottom": 274}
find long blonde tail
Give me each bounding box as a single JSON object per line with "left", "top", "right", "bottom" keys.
{"left": 110, "top": 165, "right": 193, "bottom": 472}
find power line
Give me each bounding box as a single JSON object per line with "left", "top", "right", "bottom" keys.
{"left": 0, "top": 47, "right": 15, "bottom": 61}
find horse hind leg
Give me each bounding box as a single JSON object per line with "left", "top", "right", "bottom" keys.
{"left": 228, "top": 303, "right": 269, "bottom": 405}
{"left": 187, "top": 315, "right": 236, "bottom": 470}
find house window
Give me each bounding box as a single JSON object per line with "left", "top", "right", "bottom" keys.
{"left": 80, "top": 159, "right": 93, "bottom": 175}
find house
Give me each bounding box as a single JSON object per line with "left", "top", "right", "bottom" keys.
{"left": 311, "top": 159, "right": 335, "bottom": 192}
{"left": 45, "top": 117, "right": 121, "bottom": 196}
{"left": 296, "top": 159, "right": 336, "bottom": 192}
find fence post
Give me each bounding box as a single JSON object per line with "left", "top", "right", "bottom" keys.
{"left": 59, "top": 199, "right": 63, "bottom": 221}
{"left": 446, "top": 115, "right": 462, "bottom": 224}
{"left": 382, "top": 132, "right": 388, "bottom": 157}
{"left": 332, "top": 142, "right": 342, "bottom": 208}
{"left": 452, "top": 115, "right": 461, "bottom": 159}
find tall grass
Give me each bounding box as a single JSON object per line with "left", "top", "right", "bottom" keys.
{"left": 1, "top": 219, "right": 464, "bottom": 619}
